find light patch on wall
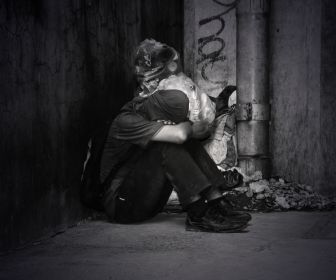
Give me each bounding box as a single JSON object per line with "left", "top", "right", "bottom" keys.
{"left": 194, "top": 0, "right": 237, "bottom": 97}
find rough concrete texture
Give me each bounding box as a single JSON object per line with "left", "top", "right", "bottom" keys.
{"left": 1, "top": 211, "right": 336, "bottom": 280}
{"left": 270, "top": 0, "right": 336, "bottom": 194}
{"left": 320, "top": 0, "right": 336, "bottom": 194}
{"left": 184, "top": 0, "right": 237, "bottom": 97}
{"left": 270, "top": 0, "right": 321, "bottom": 190}
{"left": 0, "top": 0, "right": 183, "bottom": 252}
{"left": 184, "top": 0, "right": 336, "bottom": 194}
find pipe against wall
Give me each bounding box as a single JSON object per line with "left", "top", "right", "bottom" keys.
{"left": 236, "top": 0, "right": 271, "bottom": 177}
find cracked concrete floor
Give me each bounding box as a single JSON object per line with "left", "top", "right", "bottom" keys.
{"left": 1, "top": 211, "right": 336, "bottom": 280}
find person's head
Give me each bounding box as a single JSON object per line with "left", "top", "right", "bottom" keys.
{"left": 140, "top": 90, "right": 189, "bottom": 124}
{"left": 134, "top": 39, "right": 182, "bottom": 94}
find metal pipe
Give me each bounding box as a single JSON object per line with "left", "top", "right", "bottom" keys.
{"left": 236, "top": 0, "right": 270, "bottom": 177}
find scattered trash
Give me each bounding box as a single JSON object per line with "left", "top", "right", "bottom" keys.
{"left": 166, "top": 174, "right": 336, "bottom": 212}
{"left": 249, "top": 180, "right": 270, "bottom": 194}
{"left": 224, "top": 177, "right": 336, "bottom": 212}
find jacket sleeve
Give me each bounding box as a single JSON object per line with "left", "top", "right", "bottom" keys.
{"left": 109, "top": 101, "right": 164, "bottom": 148}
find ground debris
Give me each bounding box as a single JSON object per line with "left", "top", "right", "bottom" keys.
{"left": 224, "top": 177, "right": 336, "bottom": 212}
{"left": 166, "top": 174, "right": 336, "bottom": 213}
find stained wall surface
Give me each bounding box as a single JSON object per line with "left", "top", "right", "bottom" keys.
{"left": 184, "top": 0, "right": 237, "bottom": 97}
{"left": 320, "top": 0, "right": 336, "bottom": 194}
{"left": 185, "top": 0, "right": 336, "bottom": 194}
{"left": 270, "top": 0, "right": 336, "bottom": 194}
{"left": 270, "top": 0, "right": 322, "bottom": 188}
{"left": 0, "top": 0, "right": 182, "bottom": 252}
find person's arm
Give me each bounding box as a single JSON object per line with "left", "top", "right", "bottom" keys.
{"left": 151, "top": 121, "right": 193, "bottom": 144}
{"left": 113, "top": 103, "right": 192, "bottom": 146}
{"left": 152, "top": 120, "right": 212, "bottom": 144}
{"left": 113, "top": 99, "right": 207, "bottom": 146}
{"left": 112, "top": 104, "right": 165, "bottom": 147}
{"left": 190, "top": 120, "right": 211, "bottom": 140}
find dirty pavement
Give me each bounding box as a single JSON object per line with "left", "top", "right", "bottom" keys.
{"left": 1, "top": 211, "right": 336, "bottom": 280}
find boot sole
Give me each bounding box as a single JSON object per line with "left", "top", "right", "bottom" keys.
{"left": 185, "top": 217, "right": 249, "bottom": 233}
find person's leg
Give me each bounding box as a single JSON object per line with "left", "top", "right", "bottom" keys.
{"left": 159, "top": 142, "right": 223, "bottom": 206}
{"left": 108, "top": 142, "right": 215, "bottom": 224}
{"left": 112, "top": 146, "right": 172, "bottom": 224}
{"left": 105, "top": 141, "right": 250, "bottom": 231}
{"left": 182, "top": 139, "right": 242, "bottom": 191}
{"left": 178, "top": 139, "right": 251, "bottom": 230}
{"left": 157, "top": 140, "right": 250, "bottom": 229}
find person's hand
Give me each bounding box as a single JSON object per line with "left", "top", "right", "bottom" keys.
{"left": 192, "top": 121, "right": 211, "bottom": 140}
{"left": 156, "top": 119, "right": 176, "bottom": 125}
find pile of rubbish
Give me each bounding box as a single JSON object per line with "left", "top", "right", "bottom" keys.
{"left": 226, "top": 173, "right": 335, "bottom": 212}
{"left": 166, "top": 169, "right": 336, "bottom": 212}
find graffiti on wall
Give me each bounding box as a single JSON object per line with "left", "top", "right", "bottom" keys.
{"left": 196, "top": 0, "right": 237, "bottom": 94}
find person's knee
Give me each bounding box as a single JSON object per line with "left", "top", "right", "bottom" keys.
{"left": 149, "top": 141, "right": 180, "bottom": 149}
{"left": 147, "top": 141, "right": 185, "bottom": 155}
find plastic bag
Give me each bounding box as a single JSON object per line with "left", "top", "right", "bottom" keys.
{"left": 203, "top": 109, "right": 237, "bottom": 168}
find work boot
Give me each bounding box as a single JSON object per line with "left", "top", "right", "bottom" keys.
{"left": 200, "top": 186, "right": 250, "bottom": 222}
{"left": 186, "top": 200, "right": 249, "bottom": 233}
{"left": 210, "top": 198, "right": 252, "bottom": 223}
{"left": 220, "top": 169, "right": 244, "bottom": 190}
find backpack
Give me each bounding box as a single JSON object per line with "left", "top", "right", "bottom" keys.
{"left": 80, "top": 122, "right": 111, "bottom": 211}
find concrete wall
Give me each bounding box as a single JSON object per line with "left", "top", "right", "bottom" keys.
{"left": 320, "top": 0, "right": 336, "bottom": 194}
{"left": 270, "top": 0, "right": 336, "bottom": 194}
{"left": 184, "top": 0, "right": 237, "bottom": 97}
{"left": 0, "top": 0, "right": 139, "bottom": 252}
{"left": 141, "top": 0, "right": 183, "bottom": 58}
{"left": 0, "top": 0, "right": 182, "bottom": 252}
{"left": 185, "top": 0, "right": 336, "bottom": 193}
{"left": 270, "top": 0, "right": 322, "bottom": 188}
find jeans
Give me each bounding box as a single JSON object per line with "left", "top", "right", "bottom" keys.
{"left": 104, "top": 139, "right": 226, "bottom": 224}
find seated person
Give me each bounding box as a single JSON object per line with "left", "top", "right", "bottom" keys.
{"left": 82, "top": 39, "right": 251, "bottom": 232}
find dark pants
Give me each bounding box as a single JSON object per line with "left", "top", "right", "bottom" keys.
{"left": 104, "top": 139, "right": 226, "bottom": 224}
